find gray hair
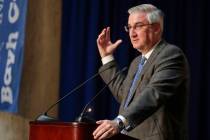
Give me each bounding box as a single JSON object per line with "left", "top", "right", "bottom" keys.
{"left": 128, "top": 4, "right": 164, "bottom": 33}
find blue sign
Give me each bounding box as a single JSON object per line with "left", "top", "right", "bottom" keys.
{"left": 0, "top": 0, "right": 28, "bottom": 112}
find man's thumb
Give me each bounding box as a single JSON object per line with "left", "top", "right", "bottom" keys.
{"left": 113, "top": 39, "right": 122, "bottom": 49}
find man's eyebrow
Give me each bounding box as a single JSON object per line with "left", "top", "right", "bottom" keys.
{"left": 128, "top": 22, "right": 144, "bottom": 26}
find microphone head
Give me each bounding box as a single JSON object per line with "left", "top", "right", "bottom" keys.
{"left": 35, "top": 114, "right": 57, "bottom": 122}
{"left": 87, "top": 107, "right": 92, "bottom": 113}
{"left": 75, "top": 107, "right": 95, "bottom": 123}
{"left": 75, "top": 114, "right": 96, "bottom": 123}
{"left": 75, "top": 115, "right": 83, "bottom": 122}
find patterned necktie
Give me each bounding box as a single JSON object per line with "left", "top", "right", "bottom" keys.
{"left": 124, "top": 56, "right": 146, "bottom": 108}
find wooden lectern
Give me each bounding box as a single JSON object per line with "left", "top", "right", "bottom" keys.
{"left": 29, "top": 121, "right": 138, "bottom": 140}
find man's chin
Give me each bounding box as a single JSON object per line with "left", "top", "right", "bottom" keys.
{"left": 132, "top": 45, "right": 141, "bottom": 50}
{"left": 131, "top": 45, "right": 143, "bottom": 52}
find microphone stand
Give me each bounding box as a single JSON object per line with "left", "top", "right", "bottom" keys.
{"left": 35, "top": 71, "right": 102, "bottom": 121}
{"left": 75, "top": 67, "right": 127, "bottom": 123}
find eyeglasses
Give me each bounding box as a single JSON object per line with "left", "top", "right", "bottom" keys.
{"left": 124, "top": 22, "right": 154, "bottom": 33}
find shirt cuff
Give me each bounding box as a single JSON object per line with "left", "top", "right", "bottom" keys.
{"left": 117, "top": 115, "right": 128, "bottom": 127}
{"left": 101, "top": 55, "right": 114, "bottom": 65}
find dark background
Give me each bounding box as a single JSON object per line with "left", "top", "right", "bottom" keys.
{"left": 59, "top": 0, "right": 210, "bottom": 140}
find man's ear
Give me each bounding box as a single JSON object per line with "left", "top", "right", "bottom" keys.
{"left": 153, "top": 23, "right": 161, "bottom": 34}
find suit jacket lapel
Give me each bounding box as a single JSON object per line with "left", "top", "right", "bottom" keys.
{"left": 140, "top": 40, "right": 167, "bottom": 80}
{"left": 127, "top": 40, "right": 167, "bottom": 104}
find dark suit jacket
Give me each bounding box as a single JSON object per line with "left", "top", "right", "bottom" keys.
{"left": 99, "top": 40, "right": 190, "bottom": 140}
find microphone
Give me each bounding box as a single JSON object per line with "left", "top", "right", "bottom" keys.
{"left": 35, "top": 68, "right": 110, "bottom": 121}
{"left": 75, "top": 67, "right": 127, "bottom": 123}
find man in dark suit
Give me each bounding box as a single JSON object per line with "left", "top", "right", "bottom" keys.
{"left": 93, "top": 4, "right": 189, "bottom": 140}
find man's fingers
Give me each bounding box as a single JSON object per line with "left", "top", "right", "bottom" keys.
{"left": 105, "top": 27, "right": 111, "bottom": 42}
{"left": 93, "top": 120, "right": 120, "bottom": 140}
{"left": 97, "top": 129, "right": 113, "bottom": 140}
{"left": 93, "top": 120, "right": 112, "bottom": 139}
{"left": 93, "top": 120, "right": 106, "bottom": 136}
{"left": 97, "top": 35, "right": 106, "bottom": 46}
{"left": 112, "top": 39, "right": 122, "bottom": 49}
{"left": 96, "top": 120, "right": 104, "bottom": 124}
{"left": 98, "top": 29, "right": 106, "bottom": 40}
{"left": 96, "top": 27, "right": 122, "bottom": 57}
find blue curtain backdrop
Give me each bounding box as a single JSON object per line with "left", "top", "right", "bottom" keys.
{"left": 60, "top": 0, "right": 210, "bottom": 140}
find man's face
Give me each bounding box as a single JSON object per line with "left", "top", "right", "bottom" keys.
{"left": 127, "top": 12, "right": 159, "bottom": 53}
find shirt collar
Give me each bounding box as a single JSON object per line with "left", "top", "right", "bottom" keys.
{"left": 143, "top": 39, "right": 161, "bottom": 60}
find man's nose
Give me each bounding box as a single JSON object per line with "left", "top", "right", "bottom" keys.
{"left": 130, "top": 29, "right": 137, "bottom": 38}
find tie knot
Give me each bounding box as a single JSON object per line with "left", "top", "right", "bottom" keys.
{"left": 140, "top": 56, "right": 146, "bottom": 65}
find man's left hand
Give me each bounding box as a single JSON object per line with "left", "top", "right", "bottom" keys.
{"left": 93, "top": 120, "right": 120, "bottom": 140}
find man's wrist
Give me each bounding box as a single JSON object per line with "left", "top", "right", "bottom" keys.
{"left": 101, "top": 55, "right": 114, "bottom": 65}
{"left": 114, "top": 117, "right": 125, "bottom": 131}
{"left": 117, "top": 115, "right": 128, "bottom": 126}
{"left": 115, "top": 115, "right": 134, "bottom": 132}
